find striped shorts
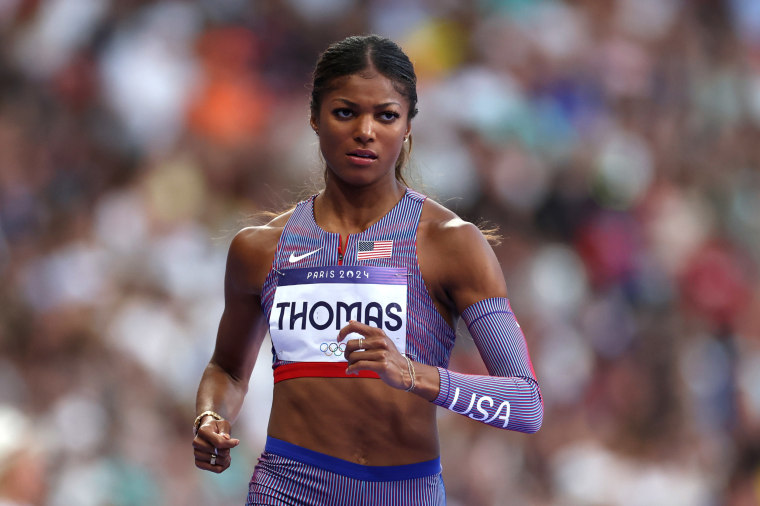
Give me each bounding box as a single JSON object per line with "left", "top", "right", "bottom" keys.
{"left": 246, "top": 437, "right": 446, "bottom": 505}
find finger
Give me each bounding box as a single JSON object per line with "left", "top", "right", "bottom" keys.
{"left": 194, "top": 448, "right": 231, "bottom": 468}
{"left": 343, "top": 337, "right": 373, "bottom": 359}
{"left": 346, "top": 336, "right": 393, "bottom": 359}
{"left": 195, "top": 458, "right": 229, "bottom": 474}
{"left": 193, "top": 448, "right": 223, "bottom": 461}
{"left": 192, "top": 435, "right": 214, "bottom": 451}
{"left": 194, "top": 423, "right": 240, "bottom": 449}
{"left": 347, "top": 348, "right": 395, "bottom": 370}
{"left": 345, "top": 348, "right": 385, "bottom": 367}
{"left": 337, "top": 320, "right": 376, "bottom": 342}
{"left": 343, "top": 343, "right": 359, "bottom": 362}
{"left": 346, "top": 358, "right": 387, "bottom": 376}
{"left": 192, "top": 440, "right": 238, "bottom": 464}
{"left": 195, "top": 445, "right": 231, "bottom": 459}
{"left": 208, "top": 434, "right": 240, "bottom": 449}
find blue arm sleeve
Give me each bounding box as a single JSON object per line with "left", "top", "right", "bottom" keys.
{"left": 432, "top": 298, "right": 543, "bottom": 433}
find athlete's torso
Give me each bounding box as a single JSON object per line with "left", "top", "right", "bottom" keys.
{"left": 259, "top": 189, "right": 456, "bottom": 465}
{"left": 261, "top": 188, "right": 457, "bottom": 379}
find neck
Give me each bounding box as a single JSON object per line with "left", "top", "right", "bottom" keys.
{"left": 316, "top": 175, "right": 406, "bottom": 234}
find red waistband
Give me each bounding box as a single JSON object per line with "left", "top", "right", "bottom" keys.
{"left": 273, "top": 362, "right": 381, "bottom": 383}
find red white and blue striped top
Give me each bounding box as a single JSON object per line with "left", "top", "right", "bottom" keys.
{"left": 261, "top": 189, "right": 457, "bottom": 382}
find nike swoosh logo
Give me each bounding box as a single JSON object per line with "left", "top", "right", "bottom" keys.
{"left": 288, "top": 248, "right": 323, "bottom": 263}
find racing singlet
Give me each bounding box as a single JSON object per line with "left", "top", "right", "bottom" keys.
{"left": 260, "top": 189, "right": 457, "bottom": 383}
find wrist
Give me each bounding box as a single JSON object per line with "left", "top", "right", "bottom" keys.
{"left": 193, "top": 410, "right": 223, "bottom": 436}
{"left": 402, "top": 355, "right": 416, "bottom": 392}
{"left": 413, "top": 363, "right": 442, "bottom": 402}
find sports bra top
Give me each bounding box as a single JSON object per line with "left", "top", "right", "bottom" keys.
{"left": 260, "top": 188, "right": 457, "bottom": 383}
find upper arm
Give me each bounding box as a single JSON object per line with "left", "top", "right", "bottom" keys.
{"left": 440, "top": 219, "right": 507, "bottom": 313}
{"left": 210, "top": 224, "right": 282, "bottom": 384}
{"left": 418, "top": 201, "right": 507, "bottom": 318}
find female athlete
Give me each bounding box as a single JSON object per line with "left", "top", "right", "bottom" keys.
{"left": 192, "top": 34, "right": 543, "bottom": 505}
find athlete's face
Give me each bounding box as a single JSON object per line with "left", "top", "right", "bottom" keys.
{"left": 311, "top": 71, "right": 412, "bottom": 189}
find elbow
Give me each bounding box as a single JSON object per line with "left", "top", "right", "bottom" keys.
{"left": 517, "top": 381, "right": 544, "bottom": 434}
{"left": 529, "top": 382, "right": 544, "bottom": 433}
{"left": 503, "top": 404, "right": 542, "bottom": 434}
{"left": 523, "top": 406, "right": 543, "bottom": 434}
{"left": 207, "top": 359, "right": 250, "bottom": 395}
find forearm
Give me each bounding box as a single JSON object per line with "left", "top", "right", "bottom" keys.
{"left": 433, "top": 368, "right": 542, "bottom": 432}
{"left": 427, "top": 297, "right": 543, "bottom": 433}
{"left": 410, "top": 361, "right": 542, "bottom": 432}
{"left": 408, "top": 354, "right": 542, "bottom": 434}
{"left": 195, "top": 361, "right": 249, "bottom": 424}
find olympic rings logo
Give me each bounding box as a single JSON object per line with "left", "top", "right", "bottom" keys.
{"left": 320, "top": 342, "right": 346, "bottom": 357}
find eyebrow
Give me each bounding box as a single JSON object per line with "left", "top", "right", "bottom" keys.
{"left": 331, "top": 98, "right": 402, "bottom": 108}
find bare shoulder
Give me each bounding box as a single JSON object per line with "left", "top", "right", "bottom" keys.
{"left": 418, "top": 198, "right": 507, "bottom": 312}
{"left": 418, "top": 198, "right": 491, "bottom": 256}
{"left": 226, "top": 210, "right": 293, "bottom": 295}
{"left": 230, "top": 211, "right": 291, "bottom": 256}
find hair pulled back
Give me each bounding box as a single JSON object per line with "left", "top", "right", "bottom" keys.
{"left": 310, "top": 35, "right": 418, "bottom": 185}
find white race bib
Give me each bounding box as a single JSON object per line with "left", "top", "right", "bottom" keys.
{"left": 270, "top": 266, "right": 407, "bottom": 362}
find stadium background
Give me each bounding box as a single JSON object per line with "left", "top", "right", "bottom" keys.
{"left": 1, "top": 0, "right": 760, "bottom": 504}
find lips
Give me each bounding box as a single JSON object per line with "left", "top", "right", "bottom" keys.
{"left": 347, "top": 149, "right": 378, "bottom": 160}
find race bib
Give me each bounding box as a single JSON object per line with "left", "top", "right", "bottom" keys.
{"left": 270, "top": 266, "right": 407, "bottom": 362}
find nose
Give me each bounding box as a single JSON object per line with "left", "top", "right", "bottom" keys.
{"left": 354, "top": 115, "right": 374, "bottom": 143}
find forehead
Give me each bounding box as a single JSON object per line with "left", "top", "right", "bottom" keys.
{"left": 321, "top": 72, "right": 408, "bottom": 108}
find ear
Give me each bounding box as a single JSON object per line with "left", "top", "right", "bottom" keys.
{"left": 404, "top": 123, "right": 411, "bottom": 141}
{"left": 310, "top": 116, "right": 319, "bottom": 135}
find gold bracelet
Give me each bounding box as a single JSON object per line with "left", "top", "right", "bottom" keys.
{"left": 403, "top": 355, "right": 416, "bottom": 392}
{"left": 193, "top": 410, "right": 223, "bottom": 436}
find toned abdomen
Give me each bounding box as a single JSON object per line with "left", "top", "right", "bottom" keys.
{"left": 267, "top": 377, "right": 439, "bottom": 466}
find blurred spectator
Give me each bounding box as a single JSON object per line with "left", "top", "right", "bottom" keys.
{"left": 0, "top": 406, "right": 47, "bottom": 505}
{"left": 1, "top": 0, "right": 759, "bottom": 504}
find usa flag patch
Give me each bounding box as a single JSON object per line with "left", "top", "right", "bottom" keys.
{"left": 357, "top": 240, "right": 393, "bottom": 260}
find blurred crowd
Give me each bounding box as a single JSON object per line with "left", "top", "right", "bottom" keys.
{"left": 1, "top": 0, "right": 760, "bottom": 504}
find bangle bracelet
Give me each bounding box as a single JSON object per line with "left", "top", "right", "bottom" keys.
{"left": 193, "top": 410, "right": 223, "bottom": 436}
{"left": 403, "top": 355, "right": 416, "bottom": 392}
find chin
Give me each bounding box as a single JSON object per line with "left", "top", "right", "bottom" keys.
{"left": 328, "top": 167, "right": 394, "bottom": 188}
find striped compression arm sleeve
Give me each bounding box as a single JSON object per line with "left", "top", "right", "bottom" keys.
{"left": 432, "top": 298, "right": 543, "bottom": 433}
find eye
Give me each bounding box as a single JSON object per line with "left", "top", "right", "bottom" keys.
{"left": 333, "top": 108, "right": 353, "bottom": 119}
{"left": 378, "top": 111, "right": 400, "bottom": 122}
